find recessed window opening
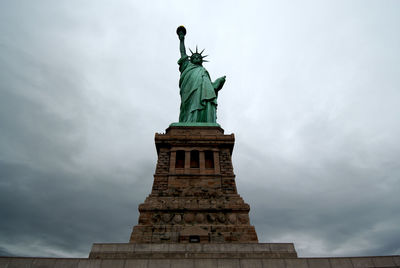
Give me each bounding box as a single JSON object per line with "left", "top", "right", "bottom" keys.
{"left": 189, "top": 235, "right": 200, "bottom": 243}
{"left": 175, "top": 150, "right": 185, "bottom": 168}
{"left": 205, "top": 150, "right": 214, "bottom": 169}
{"left": 190, "top": 150, "right": 199, "bottom": 168}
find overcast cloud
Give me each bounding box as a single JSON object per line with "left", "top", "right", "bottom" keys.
{"left": 0, "top": 0, "right": 399, "bottom": 258}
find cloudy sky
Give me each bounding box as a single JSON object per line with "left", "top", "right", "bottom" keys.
{"left": 1, "top": 0, "right": 399, "bottom": 258}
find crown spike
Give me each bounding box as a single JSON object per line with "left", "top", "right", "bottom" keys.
{"left": 202, "top": 55, "right": 209, "bottom": 58}
{"left": 202, "top": 60, "right": 209, "bottom": 62}
{"left": 196, "top": 45, "right": 198, "bottom": 53}
{"left": 189, "top": 48, "right": 194, "bottom": 55}
{"left": 200, "top": 49, "right": 205, "bottom": 55}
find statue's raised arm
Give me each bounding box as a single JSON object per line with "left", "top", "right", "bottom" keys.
{"left": 176, "top": 26, "right": 187, "bottom": 58}
{"left": 175, "top": 26, "right": 226, "bottom": 125}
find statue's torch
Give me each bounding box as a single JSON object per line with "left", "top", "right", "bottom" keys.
{"left": 176, "top": 26, "right": 187, "bottom": 38}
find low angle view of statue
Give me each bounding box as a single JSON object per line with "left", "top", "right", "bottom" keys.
{"left": 3, "top": 21, "right": 398, "bottom": 268}
{"left": 176, "top": 26, "right": 226, "bottom": 123}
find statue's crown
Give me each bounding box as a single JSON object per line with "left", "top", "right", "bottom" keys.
{"left": 189, "top": 46, "right": 208, "bottom": 62}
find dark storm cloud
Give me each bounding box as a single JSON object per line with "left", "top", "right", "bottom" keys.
{"left": 1, "top": 0, "right": 400, "bottom": 258}
{"left": 0, "top": 0, "right": 156, "bottom": 257}
{"left": 0, "top": 50, "right": 153, "bottom": 255}
{"left": 0, "top": 159, "right": 153, "bottom": 257}
{"left": 235, "top": 116, "right": 400, "bottom": 256}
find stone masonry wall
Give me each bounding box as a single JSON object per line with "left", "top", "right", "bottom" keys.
{"left": 130, "top": 126, "right": 258, "bottom": 244}
{"left": 2, "top": 256, "right": 400, "bottom": 268}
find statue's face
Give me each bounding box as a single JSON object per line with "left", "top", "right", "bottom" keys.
{"left": 190, "top": 53, "right": 202, "bottom": 65}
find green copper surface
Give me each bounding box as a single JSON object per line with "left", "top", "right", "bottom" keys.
{"left": 169, "top": 122, "right": 220, "bottom": 127}
{"left": 176, "top": 26, "right": 226, "bottom": 123}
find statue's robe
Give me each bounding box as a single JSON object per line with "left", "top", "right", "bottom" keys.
{"left": 178, "top": 55, "right": 217, "bottom": 123}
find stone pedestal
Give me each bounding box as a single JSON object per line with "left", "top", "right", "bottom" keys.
{"left": 129, "top": 126, "right": 258, "bottom": 244}
{"left": 89, "top": 243, "right": 297, "bottom": 259}
{"left": 4, "top": 126, "right": 400, "bottom": 267}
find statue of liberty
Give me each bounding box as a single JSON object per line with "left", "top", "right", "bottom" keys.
{"left": 176, "top": 26, "right": 226, "bottom": 124}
